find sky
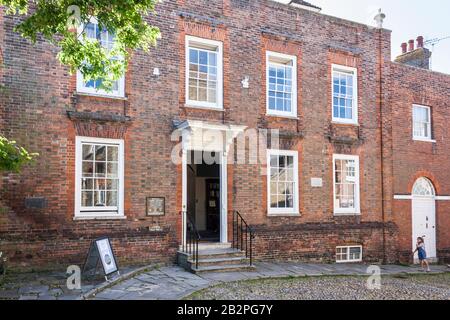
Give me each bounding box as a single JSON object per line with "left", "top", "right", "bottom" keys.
{"left": 312, "top": 0, "right": 450, "bottom": 74}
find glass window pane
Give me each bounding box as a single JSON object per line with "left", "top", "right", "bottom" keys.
{"left": 82, "top": 145, "right": 94, "bottom": 160}
{"left": 94, "top": 190, "right": 106, "bottom": 206}
{"left": 107, "top": 146, "right": 118, "bottom": 162}
{"left": 94, "top": 178, "right": 106, "bottom": 190}
{"left": 208, "top": 89, "right": 216, "bottom": 103}
{"left": 95, "top": 145, "right": 106, "bottom": 161}
{"left": 82, "top": 162, "right": 93, "bottom": 177}
{"left": 199, "top": 51, "right": 208, "bottom": 65}
{"left": 95, "top": 162, "right": 106, "bottom": 177}
{"left": 270, "top": 195, "right": 278, "bottom": 208}
{"left": 208, "top": 52, "right": 217, "bottom": 66}
{"left": 107, "top": 163, "right": 118, "bottom": 178}
{"left": 106, "top": 179, "right": 118, "bottom": 191}
{"left": 82, "top": 178, "right": 93, "bottom": 190}
{"left": 81, "top": 191, "right": 93, "bottom": 207}
{"left": 106, "top": 191, "right": 118, "bottom": 207}
{"left": 277, "top": 194, "right": 286, "bottom": 208}
{"left": 189, "top": 49, "right": 198, "bottom": 63}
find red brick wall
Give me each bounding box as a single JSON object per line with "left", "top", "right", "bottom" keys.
{"left": 1, "top": 0, "right": 447, "bottom": 269}
{"left": 389, "top": 63, "right": 450, "bottom": 263}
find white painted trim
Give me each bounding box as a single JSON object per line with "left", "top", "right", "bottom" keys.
{"left": 181, "top": 149, "right": 228, "bottom": 244}
{"left": 412, "top": 104, "right": 432, "bottom": 141}
{"left": 220, "top": 151, "right": 228, "bottom": 244}
{"left": 181, "top": 149, "right": 188, "bottom": 248}
{"left": 74, "top": 136, "right": 125, "bottom": 218}
{"left": 266, "top": 51, "right": 298, "bottom": 118}
{"left": 185, "top": 35, "right": 223, "bottom": 110}
{"left": 333, "top": 154, "right": 360, "bottom": 215}
{"left": 73, "top": 215, "right": 127, "bottom": 221}
{"left": 394, "top": 195, "right": 413, "bottom": 200}
{"left": 331, "top": 64, "right": 358, "bottom": 125}
{"left": 266, "top": 149, "right": 300, "bottom": 215}
{"left": 394, "top": 195, "right": 450, "bottom": 201}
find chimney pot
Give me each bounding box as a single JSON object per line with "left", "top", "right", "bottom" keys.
{"left": 401, "top": 42, "right": 408, "bottom": 54}
{"left": 417, "top": 36, "right": 424, "bottom": 48}
{"left": 408, "top": 40, "right": 415, "bottom": 52}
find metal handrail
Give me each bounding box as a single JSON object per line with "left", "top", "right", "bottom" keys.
{"left": 232, "top": 211, "right": 255, "bottom": 266}
{"left": 181, "top": 211, "right": 201, "bottom": 269}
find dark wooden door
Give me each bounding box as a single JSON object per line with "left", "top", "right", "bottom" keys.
{"left": 205, "top": 179, "right": 220, "bottom": 234}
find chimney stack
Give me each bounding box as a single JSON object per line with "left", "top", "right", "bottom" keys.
{"left": 395, "top": 36, "right": 432, "bottom": 70}
{"left": 401, "top": 42, "right": 408, "bottom": 54}
{"left": 408, "top": 39, "right": 415, "bottom": 52}
{"left": 417, "top": 36, "right": 424, "bottom": 48}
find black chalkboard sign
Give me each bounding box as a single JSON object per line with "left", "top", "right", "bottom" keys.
{"left": 82, "top": 237, "right": 119, "bottom": 280}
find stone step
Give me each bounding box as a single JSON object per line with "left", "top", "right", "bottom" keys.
{"left": 196, "top": 248, "right": 247, "bottom": 260}
{"left": 191, "top": 263, "right": 256, "bottom": 274}
{"left": 188, "top": 256, "right": 250, "bottom": 268}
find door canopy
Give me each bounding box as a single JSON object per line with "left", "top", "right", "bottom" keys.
{"left": 173, "top": 120, "right": 246, "bottom": 153}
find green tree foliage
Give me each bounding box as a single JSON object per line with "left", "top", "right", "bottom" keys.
{"left": 0, "top": 136, "right": 38, "bottom": 172}
{"left": 0, "top": 0, "right": 161, "bottom": 90}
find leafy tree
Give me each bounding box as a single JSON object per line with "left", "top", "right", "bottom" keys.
{"left": 0, "top": 0, "right": 161, "bottom": 90}
{"left": 0, "top": 136, "right": 38, "bottom": 172}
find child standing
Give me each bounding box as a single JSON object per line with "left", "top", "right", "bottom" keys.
{"left": 413, "top": 237, "right": 431, "bottom": 272}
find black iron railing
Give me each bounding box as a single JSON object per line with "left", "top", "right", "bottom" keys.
{"left": 182, "top": 211, "right": 200, "bottom": 269}
{"left": 232, "top": 211, "right": 255, "bottom": 265}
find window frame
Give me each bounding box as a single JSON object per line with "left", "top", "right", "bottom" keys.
{"left": 74, "top": 136, "right": 125, "bottom": 219}
{"left": 332, "top": 154, "right": 360, "bottom": 215}
{"left": 336, "top": 245, "right": 363, "bottom": 263}
{"left": 266, "top": 149, "right": 300, "bottom": 216}
{"left": 185, "top": 35, "right": 223, "bottom": 110}
{"left": 266, "top": 51, "right": 298, "bottom": 118}
{"left": 76, "top": 18, "right": 125, "bottom": 98}
{"left": 331, "top": 64, "right": 358, "bottom": 125}
{"left": 412, "top": 104, "right": 433, "bottom": 142}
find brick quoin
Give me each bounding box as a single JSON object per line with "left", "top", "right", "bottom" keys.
{"left": 0, "top": 0, "right": 449, "bottom": 270}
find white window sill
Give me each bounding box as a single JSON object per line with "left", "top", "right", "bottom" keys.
{"left": 76, "top": 91, "right": 127, "bottom": 100}
{"left": 74, "top": 215, "right": 126, "bottom": 221}
{"left": 266, "top": 113, "right": 299, "bottom": 120}
{"left": 336, "top": 260, "right": 363, "bottom": 264}
{"left": 268, "top": 213, "right": 301, "bottom": 217}
{"left": 331, "top": 120, "right": 359, "bottom": 126}
{"left": 333, "top": 212, "right": 361, "bottom": 216}
{"left": 413, "top": 137, "right": 436, "bottom": 143}
{"left": 184, "top": 104, "right": 224, "bottom": 112}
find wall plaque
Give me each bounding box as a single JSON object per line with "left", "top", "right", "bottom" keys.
{"left": 146, "top": 197, "right": 165, "bottom": 216}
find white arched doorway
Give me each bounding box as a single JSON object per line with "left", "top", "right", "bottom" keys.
{"left": 412, "top": 178, "right": 437, "bottom": 263}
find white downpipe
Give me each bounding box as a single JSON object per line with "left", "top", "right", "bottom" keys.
{"left": 220, "top": 151, "right": 228, "bottom": 243}
{"left": 181, "top": 149, "right": 187, "bottom": 248}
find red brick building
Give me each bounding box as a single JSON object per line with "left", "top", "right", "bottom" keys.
{"left": 0, "top": 0, "right": 448, "bottom": 271}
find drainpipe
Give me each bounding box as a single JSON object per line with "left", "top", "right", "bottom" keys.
{"left": 378, "top": 25, "right": 387, "bottom": 264}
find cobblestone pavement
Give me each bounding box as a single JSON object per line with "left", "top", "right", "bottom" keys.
{"left": 187, "top": 274, "right": 450, "bottom": 300}
{"left": 1, "top": 263, "right": 448, "bottom": 300}
{"left": 90, "top": 263, "right": 449, "bottom": 300}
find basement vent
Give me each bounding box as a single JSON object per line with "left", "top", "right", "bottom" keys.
{"left": 336, "top": 245, "right": 363, "bottom": 263}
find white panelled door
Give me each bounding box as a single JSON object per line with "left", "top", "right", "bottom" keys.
{"left": 412, "top": 178, "right": 437, "bottom": 262}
